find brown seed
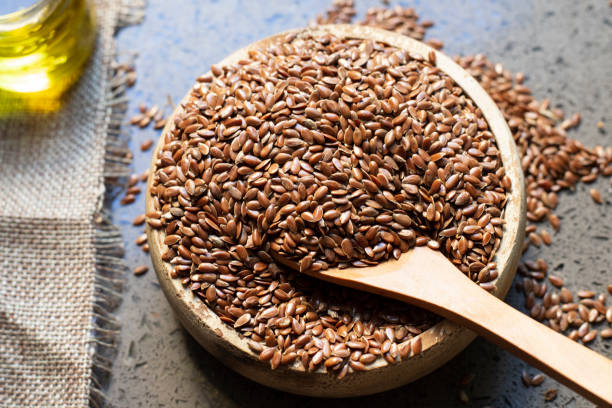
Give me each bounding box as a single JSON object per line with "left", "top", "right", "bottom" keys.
{"left": 590, "top": 188, "right": 603, "bottom": 204}
{"left": 133, "top": 265, "right": 148, "bottom": 276}
{"left": 578, "top": 322, "right": 589, "bottom": 338}
{"left": 548, "top": 214, "right": 560, "bottom": 231}
{"left": 135, "top": 233, "right": 147, "bottom": 246}
{"left": 411, "top": 337, "right": 422, "bottom": 356}
{"left": 132, "top": 214, "right": 146, "bottom": 226}
{"left": 120, "top": 194, "right": 135, "bottom": 205}
{"left": 341, "top": 238, "right": 354, "bottom": 257}
{"left": 128, "top": 173, "right": 140, "bottom": 187}
{"left": 234, "top": 313, "right": 251, "bottom": 328}
{"left": 582, "top": 329, "right": 597, "bottom": 343}
{"left": 548, "top": 275, "right": 563, "bottom": 288}
{"left": 530, "top": 373, "right": 545, "bottom": 386}
{"left": 528, "top": 232, "right": 541, "bottom": 247}
{"left": 521, "top": 370, "right": 532, "bottom": 386}
{"left": 560, "top": 288, "right": 573, "bottom": 303}
{"left": 259, "top": 347, "right": 275, "bottom": 362}
{"left": 146, "top": 218, "right": 162, "bottom": 228}
{"left": 544, "top": 389, "right": 557, "bottom": 402}
{"left": 140, "top": 139, "right": 154, "bottom": 151}
{"left": 601, "top": 328, "right": 612, "bottom": 339}
{"left": 127, "top": 186, "right": 141, "bottom": 195}
{"left": 130, "top": 114, "right": 144, "bottom": 125}
{"left": 138, "top": 115, "right": 151, "bottom": 128}
{"left": 164, "top": 235, "right": 181, "bottom": 245}
{"left": 154, "top": 118, "right": 167, "bottom": 129}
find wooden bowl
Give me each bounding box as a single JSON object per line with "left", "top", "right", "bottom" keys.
{"left": 146, "top": 24, "right": 526, "bottom": 397}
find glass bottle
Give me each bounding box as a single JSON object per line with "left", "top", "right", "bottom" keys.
{"left": 0, "top": 0, "right": 96, "bottom": 113}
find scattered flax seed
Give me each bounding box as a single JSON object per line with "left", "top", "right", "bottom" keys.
{"left": 135, "top": 233, "right": 147, "bottom": 245}
{"left": 130, "top": 114, "right": 144, "bottom": 125}
{"left": 146, "top": 105, "right": 159, "bottom": 118}
{"left": 140, "top": 170, "right": 149, "bottom": 182}
{"left": 154, "top": 118, "right": 167, "bottom": 129}
{"left": 128, "top": 173, "right": 140, "bottom": 187}
{"left": 126, "top": 186, "right": 141, "bottom": 195}
{"left": 544, "top": 388, "right": 557, "bottom": 402}
{"left": 120, "top": 194, "right": 135, "bottom": 205}
{"left": 139, "top": 102, "right": 147, "bottom": 114}
{"left": 312, "top": 0, "right": 356, "bottom": 25}
{"left": 597, "top": 121, "right": 604, "bottom": 130}
{"left": 133, "top": 265, "right": 148, "bottom": 276}
{"left": 590, "top": 188, "right": 603, "bottom": 204}
{"left": 132, "top": 214, "right": 146, "bottom": 226}
{"left": 528, "top": 232, "right": 542, "bottom": 247}
{"left": 358, "top": 5, "right": 431, "bottom": 40}
{"left": 601, "top": 328, "right": 612, "bottom": 339}
{"left": 608, "top": 284, "right": 612, "bottom": 295}
{"left": 425, "top": 38, "right": 444, "bottom": 50}
{"left": 126, "top": 71, "right": 136, "bottom": 87}
{"left": 141, "top": 243, "right": 149, "bottom": 253}
{"left": 153, "top": 110, "right": 163, "bottom": 121}
{"left": 548, "top": 214, "right": 560, "bottom": 231}
{"left": 531, "top": 373, "right": 545, "bottom": 386}
{"left": 582, "top": 329, "right": 597, "bottom": 343}
{"left": 540, "top": 230, "right": 551, "bottom": 246}
{"left": 140, "top": 139, "right": 154, "bottom": 151}
{"left": 521, "top": 370, "right": 532, "bottom": 386}
{"left": 138, "top": 115, "right": 151, "bottom": 128}
{"left": 547, "top": 275, "right": 563, "bottom": 288}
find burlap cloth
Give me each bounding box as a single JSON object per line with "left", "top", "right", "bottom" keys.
{"left": 0, "top": 1, "right": 142, "bottom": 406}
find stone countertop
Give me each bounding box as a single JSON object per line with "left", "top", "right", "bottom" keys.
{"left": 108, "top": 1, "right": 611, "bottom": 406}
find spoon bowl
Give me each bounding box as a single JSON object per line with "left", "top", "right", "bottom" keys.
{"left": 146, "top": 24, "right": 526, "bottom": 397}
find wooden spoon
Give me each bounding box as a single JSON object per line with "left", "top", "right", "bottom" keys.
{"left": 272, "top": 247, "right": 612, "bottom": 407}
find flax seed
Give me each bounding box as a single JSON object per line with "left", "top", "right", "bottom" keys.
{"left": 135, "top": 233, "right": 147, "bottom": 245}
{"left": 140, "top": 139, "right": 154, "bottom": 151}
{"left": 128, "top": 214, "right": 144, "bottom": 227}
{"left": 142, "top": 2, "right": 612, "bottom": 378}
{"left": 590, "top": 188, "right": 603, "bottom": 204}
{"left": 133, "top": 265, "right": 148, "bottom": 276}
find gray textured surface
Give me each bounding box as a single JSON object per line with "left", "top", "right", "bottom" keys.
{"left": 109, "top": 1, "right": 611, "bottom": 406}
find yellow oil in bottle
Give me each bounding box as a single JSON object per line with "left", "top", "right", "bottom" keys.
{"left": 0, "top": 0, "right": 96, "bottom": 113}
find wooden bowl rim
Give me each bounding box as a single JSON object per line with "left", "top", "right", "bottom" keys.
{"left": 146, "top": 24, "right": 526, "bottom": 393}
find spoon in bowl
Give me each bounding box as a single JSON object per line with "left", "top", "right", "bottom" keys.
{"left": 272, "top": 246, "right": 612, "bottom": 406}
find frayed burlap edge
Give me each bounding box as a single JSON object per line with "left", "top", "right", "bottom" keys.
{"left": 88, "top": 1, "right": 145, "bottom": 407}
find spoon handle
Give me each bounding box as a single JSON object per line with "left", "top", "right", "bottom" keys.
{"left": 426, "top": 267, "right": 612, "bottom": 407}
{"left": 314, "top": 247, "right": 612, "bottom": 406}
